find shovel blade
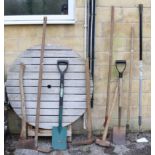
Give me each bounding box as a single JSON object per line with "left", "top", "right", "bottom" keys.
{"left": 113, "top": 126, "right": 126, "bottom": 145}
{"left": 16, "top": 139, "right": 35, "bottom": 150}
{"left": 52, "top": 127, "right": 67, "bottom": 150}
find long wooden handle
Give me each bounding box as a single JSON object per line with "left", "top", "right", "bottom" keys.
{"left": 104, "top": 6, "right": 115, "bottom": 127}
{"left": 127, "top": 25, "right": 134, "bottom": 128}
{"left": 85, "top": 58, "right": 93, "bottom": 139}
{"left": 102, "top": 85, "right": 118, "bottom": 140}
{"left": 35, "top": 17, "right": 47, "bottom": 147}
{"left": 19, "top": 63, "right": 26, "bottom": 139}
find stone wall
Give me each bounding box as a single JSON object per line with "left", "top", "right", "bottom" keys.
{"left": 4, "top": 0, "right": 151, "bottom": 133}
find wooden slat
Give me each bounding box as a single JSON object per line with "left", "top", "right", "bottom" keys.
{"left": 28, "top": 45, "right": 72, "bottom": 50}
{"left": 7, "top": 72, "right": 86, "bottom": 80}
{"left": 9, "top": 64, "right": 85, "bottom": 72}
{"left": 8, "top": 94, "right": 86, "bottom": 101}
{"left": 21, "top": 50, "right": 79, "bottom": 58}
{"left": 14, "top": 108, "right": 85, "bottom": 116}
{"left": 20, "top": 115, "right": 78, "bottom": 123}
{"left": 28, "top": 123, "right": 71, "bottom": 129}
{"left": 6, "top": 79, "right": 90, "bottom": 87}
{"left": 16, "top": 57, "right": 85, "bottom": 65}
{"left": 7, "top": 87, "right": 87, "bottom": 94}
{"left": 11, "top": 101, "right": 86, "bottom": 109}
{"left": 28, "top": 125, "right": 72, "bottom": 137}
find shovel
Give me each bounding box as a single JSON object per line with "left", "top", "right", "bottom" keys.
{"left": 113, "top": 60, "right": 126, "bottom": 145}
{"left": 52, "top": 60, "right": 69, "bottom": 150}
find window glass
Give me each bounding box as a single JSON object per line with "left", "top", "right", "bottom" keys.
{"left": 4, "top": 0, "right": 68, "bottom": 15}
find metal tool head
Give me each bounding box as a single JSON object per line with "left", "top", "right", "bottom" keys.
{"left": 37, "top": 146, "right": 52, "bottom": 153}
{"left": 52, "top": 127, "right": 67, "bottom": 150}
{"left": 115, "top": 60, "right": 127, "bottom": 78}
{"left": 95, "top": 138, "right": 111, "bottom": 147}
{"left": 112, "top": 126, "right": 126, "bottom": 145}
{"left": 16, "top": 139, "right": 35, "bottom": 150}
{"left": 72, "top": 138, "right": 94, "bottom": 146}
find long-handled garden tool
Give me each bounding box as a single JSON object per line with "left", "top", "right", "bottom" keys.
{"left": 52, "top": 60, "right": 69, "bottom": 150}
{"left": 138, "top": 4, "right": 143, "bottom": 132}
{"left": 96, "top": 85, "right": 118, "bottom": 147}
{"left": 113, "top": 60, "right": 127, "bottom": 145}
{"left": 72, "top": 58, "right": 94, "bottom": 145}
{"left": 16, "top": 63, "right": 35, "bottom": 149}
{"left": 104, "top": 6, "right": 115, "bottom": 127}
{"left": 35, "top": 16, "right": 47, "bottom": 148}
{"left": 126, "top": 25, "right": 134, "bottom": 130}
{"left": 34, "top": 17, "right": 52, "bottom": 153}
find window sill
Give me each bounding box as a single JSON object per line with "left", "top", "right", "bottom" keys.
{"left": 4, "top": 19, "right": 76, "bottom": 25}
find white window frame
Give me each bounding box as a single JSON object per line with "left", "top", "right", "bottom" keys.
{"left": 4, "top": 0, "right": 75, "bottom": 25}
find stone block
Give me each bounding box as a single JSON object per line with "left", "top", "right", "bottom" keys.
{"left": 4, "top": 38, "right": 19, "bottom": 52}
{"left": 76, "top": 0, "right": 85, "bottom": 7}
{"left": 130, "top": 118, "right": 150, "bottom": 131}
{"left": 63, "top": 24, "right": 84, "bottom": 37}
{"left": 92, "top": 117, "right": 103, "bottom": 130}
{"left": 76, "top": 8, "right": 85, "bottom": 22}
{"left": 142, "top": 106, "right": 151, "bottom": 118}
{"left": 92, "top": 105, "right": 105, "bottom": 118}
{"left": 95, "top": 52, "right": 109, "bottom": 65}
{"left": 46, "top": 37, "right": 84, "bottom": 52}
{"left": 95, "top": 23, "right": 104, "bottom": 37}
{"left": 46, "top": 25, "right": 65, "bottom": 37}
{"left": 97, "top": 0, "right": 151, "bottom": 7}
{"left": 96, "top": 7, "right": 111, "bottom": 22}
{"left": 94, "top": 80, "right": 117, "bottom": 94}
{"left": 95, "top": 38, "right": 110, "bottom": 52}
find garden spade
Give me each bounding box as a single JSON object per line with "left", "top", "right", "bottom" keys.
{"left": 113, "top": 60, "right": 127, "bottom": 145}
{"left": 52, "top": 60, "right": 69, "bottom": 150}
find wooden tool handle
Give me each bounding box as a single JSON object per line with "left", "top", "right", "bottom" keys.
{"left": 35, "top": 16, "right": 47, "bottom": 147}
{"left": 127, "top": 25, "right": 134, "bottom": 128}
{"left": 104, "top": 6, "right": 115, "bottom": 127}
{"left": 85, "top": 58, "right": 93, "bottom": 139}
{"left": 118, "top": 78, "right": 123, "bottom": 127}
{"left": 102, "top": 85, "right": 118, "bottom": 141}
{"left": 19, "top": 63, "right": 26, "bottom": 139}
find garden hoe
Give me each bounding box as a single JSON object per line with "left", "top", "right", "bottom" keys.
{"left": 52, "top": 60, "right": 69, "bottom": 150}
{"left": 113, "top": 60, "right": 127, "bottom": 145}
{"left": 96, "top": 85, "right": 118, "bottom": 147}
{"left": 72, "top": 58, "right": 94, "bottom": 145}
{"left": 16, "top": 63, "right": 35, "bottom": 149}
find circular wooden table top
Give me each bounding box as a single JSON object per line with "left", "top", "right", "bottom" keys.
{"left": 6, "top": 45, "right": 92, "bottom": 129}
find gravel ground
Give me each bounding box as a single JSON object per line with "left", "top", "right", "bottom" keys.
{"left": 4, "top": 132, "right": 151, "bottom": 155}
